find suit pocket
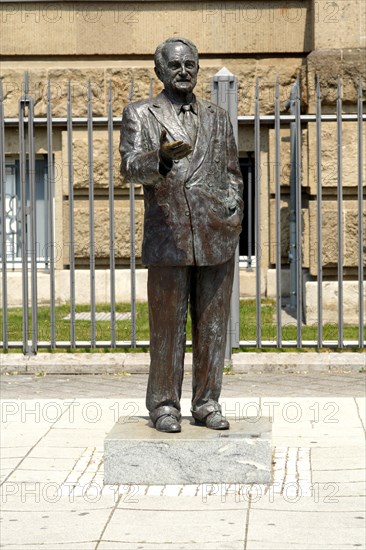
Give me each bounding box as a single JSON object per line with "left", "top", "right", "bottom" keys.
{"left": 201, "top": 191, "right": 242, "bottom": 233}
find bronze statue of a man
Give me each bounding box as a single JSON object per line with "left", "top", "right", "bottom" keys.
{"left": 120, "top": 37, "right": 244, "bottom": 433}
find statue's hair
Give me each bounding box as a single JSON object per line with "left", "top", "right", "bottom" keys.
{"left": 154, "top": 37, "right": 199, "bottom": 70}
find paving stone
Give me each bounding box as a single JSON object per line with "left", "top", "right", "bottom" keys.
{"left": 5, "top": 469, "right": 71, "bottom": 484}
{"left": 15, "top": 457, "right": 80, "bottom": 471}
{"left": 98, "top": 543, "right": 242, "bottom": 550}
{"left": 0, "top": 502, "right": 113, "bottom": 547}
{"left": 0, "top": 545, "right": 94, "bottom": 550}
{"left": 26, "top": 446, "right": 87, "bottom": 460}
{"left": 311, "top": 446, "right": 366, "bottom": 470}
{"left": 101, "top": 505, "right": 247, "bottom": 549}
{"left": 355, "top": 397, "right": 366, "bottom": 428}
{"left": 246, "top": 502, "right": 365, "bottom": 549}
{"left": 312, "top": 468, "right": 366, "bottom": 483}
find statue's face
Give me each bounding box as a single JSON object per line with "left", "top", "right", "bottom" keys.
{"left": 156, "top": 42, "right": 199, "bottom": 100}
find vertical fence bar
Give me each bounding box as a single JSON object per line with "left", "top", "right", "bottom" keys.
{"left": 128, "top": 80, "right": 137, "bottom": 347}
{"left": 87, "top": 81, "right": 96, "bottom": 347}
{"left": 274, "top": 79, "right": 282, "bottom": 348}
{"left": 108, "top": 81, "right": 116, "bottom": 348}
{"left": 19, "top": 74, "right": 29, "bottom": 354}
{"left": 247, "top": 157, "right": 253, "bottom": 269}
{"left": 0, "top": 80, "right": 8, "bottom": 351}
{"left": 337, "top": 77, "right": 344, "bottom": 348}
{"left": 316, "top": 76, "right": 323, "bottom": 348}
{"left": 67, "top": 82, "right": 76, "bottom": 348}
{"left": 27, "top": 85, "right": 38, "bottom": 354}
{"left": 287, "top": 84, "right": 297, "bottom": 311}
{"left": 47, "top": 81, "right": 56, "bottom": 348}
{"left": 295, "top": 79, "right": 303, "bottom": 347}
{"left": 357, "top": 78, "right": 364, "bottom": 348}
{"left": 254, "top": 78, "right": 262, "bottom": 347}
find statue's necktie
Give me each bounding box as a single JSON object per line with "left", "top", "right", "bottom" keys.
{"left": 180, "top": 104, "right": 197, "bottom": 145}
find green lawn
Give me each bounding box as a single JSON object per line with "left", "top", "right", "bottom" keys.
{"left": 0, "top": 300, "right": 364, "bottom": 351}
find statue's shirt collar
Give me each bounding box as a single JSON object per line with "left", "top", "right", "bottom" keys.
{"left": 163, "top": 90, "right": 198, "bottom": 115}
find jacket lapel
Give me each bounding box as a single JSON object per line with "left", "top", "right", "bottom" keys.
{"left": 148, "top": 92, "right": 189, "bottom": 143}
{"left": 148, "top": 93, "right": 215, "bottom": 181}
{"left": 185, "top": 99, "right": 215, "bottom": 181}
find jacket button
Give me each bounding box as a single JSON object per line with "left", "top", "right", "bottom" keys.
{"left": 185, "top": 210, "right": 190, "bottom": 217}
{"left": 174, "top": 159, "right": 179, "bottom": 164}
{"left": 215, "top": 157, "right": 220, "bottom": 162}
{"left": 185, "top": 183, "right": 191, "bottom": 189}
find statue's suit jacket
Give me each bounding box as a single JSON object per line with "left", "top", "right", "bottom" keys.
{"left": 120, "top": 91, "right": 244, "bottom": 266}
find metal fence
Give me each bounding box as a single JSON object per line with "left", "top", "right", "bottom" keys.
{"left": 0, "top": 72, "right": 365, "bottom": 354}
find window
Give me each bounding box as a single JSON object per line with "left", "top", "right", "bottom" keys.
{"left": 2, "top": 158, "right": 50, "bottom": 267}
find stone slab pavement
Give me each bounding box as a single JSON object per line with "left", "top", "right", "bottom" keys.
{"left": 0, "top": 370, "right": 365, "bottom": 549}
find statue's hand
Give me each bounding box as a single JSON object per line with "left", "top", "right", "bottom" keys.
{"left": 159, "top": 129, "right": 192, "bottom": 161}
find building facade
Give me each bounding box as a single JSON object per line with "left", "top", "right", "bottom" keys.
{"left": 1, "top": 0, "right": 365, "bottom": 324}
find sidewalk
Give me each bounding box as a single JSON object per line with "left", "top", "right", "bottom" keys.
{"left": 1, "top": 351, "right": 365, "bottom": 374}
{"left": 1, "top": 370, "right": 365, "bottom": 549}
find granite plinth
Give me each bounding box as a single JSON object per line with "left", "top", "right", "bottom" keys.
{"left": 104, "top": 416, "right": 272, "bottom": 485}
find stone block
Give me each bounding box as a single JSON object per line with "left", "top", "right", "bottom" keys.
{"left": 61, "top": 129, "right": 126, "bottom": 190}
{"left": 313, "top": 1, "right": 366, "bottom": 49}
{"left": 307, "top": 123, "right": 366, "bottom": 194}
{"left": 255, "top": 58, "right": 302, "bottom": 115}
{"left": 308, "top": 199, "right": 366, "bottom": 273}
{"left": 0, "top": 69, "right": 48, "bottom": 117}
{"left": 305, "top": 281, "right": 366, "bottom": 325}
{"left": 196, "top": 60, "right": 302, "bottom": 116}
{"left": 268, "top": 128, "right": 308, "bottom": 192}
{"left": 53, "top": 268, "right": 148, "bottom": 305}
{"left": 3, "top": 126, "right": 59, "bottom": 158}
{"left": 304, "top": 49, "right": 366, "bottom": 110}
{"left": 269, "top": 197, "right": 310, "bottom": 268}
{"left": 104, "top": 416, "right": 272, "bottom": 485}
{"left": 266, "top": 268, "right": 291, "bottom": 297}
{"left": 62, "top": 198, "right": 144, "bottom": 262}
{"left": 239, "top": 269, "right": 266, "bottom": 298}
{"left": 47, "top": 68, "right": 106, "bottom": 117}
{"left": 238, "top": 125, "right": 255, "bottom": 154}
{"left": 107, "top": 67, "right": 162, "bottom": 117}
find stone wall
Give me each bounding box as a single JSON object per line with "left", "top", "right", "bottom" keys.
{"left": 0, "top": 1, "right": 312, "bottom": 56}
{"left": 302, "top": 49, "right": 366, "bottom": 111}
{"left": 60, "top": 129, "right": 125, "bottom": 191}
{"left": 0, "top": 58, "right": 303, "bottom": 118}
{"left": 312, "top": 0, "right": 366, "bottom": 50}
{"left": 62, "top": 198, "right": 144, "bottom": 265}
{"left": 0, "top": 55, "right": 302, "bottom": 272}
{"left": 265, "top": 48, "right": 366, "bottom": 281}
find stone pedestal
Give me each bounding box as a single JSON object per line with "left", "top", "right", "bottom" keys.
{"left": 104, "top": 416, "right": 272, "bottom": 485}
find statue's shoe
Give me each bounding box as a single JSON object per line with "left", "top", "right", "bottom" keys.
{"left": 155, "top": 414, "right": 181, "bottom": 433}
{"left": 194, "top": 411, "right": 230, "bottom": 430}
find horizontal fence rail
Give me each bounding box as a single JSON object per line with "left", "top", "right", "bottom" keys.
{"left": 0, "top": 74, "right": 365, "bottom": 354}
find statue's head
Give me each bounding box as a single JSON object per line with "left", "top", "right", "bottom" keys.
{"left": 154, "top": 37, "right": 199, "bottom": 101}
